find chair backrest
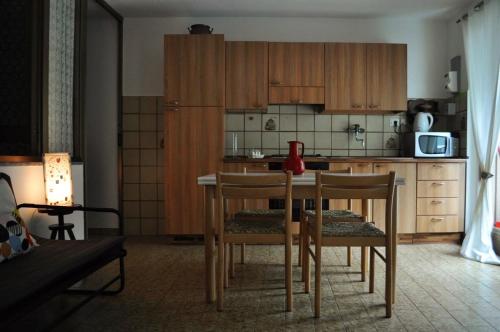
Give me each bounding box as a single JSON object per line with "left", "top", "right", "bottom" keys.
{"left": 328, "top": 167, "right": 353, "bottom": 211}
{"left": 315, "top": 171, "right": 396, "bottom": 235}
{"left": 216, "top": 171, "right": 293, "bottom": 232}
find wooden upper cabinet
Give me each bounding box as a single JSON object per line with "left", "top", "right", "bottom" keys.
{"left": 225, "top": 41, "right": 268, "bottom": 110}
{"left": 325, "top": 43, "right": 367, "bottom": 112}
{"left": 164, "top": 34, "right": 224, "bottom": 107}
{"left": 268, "top": 42, "right": 324, "bottom": 87}
{"left": 366, "top": 43, "right": 407, "bottom": 111}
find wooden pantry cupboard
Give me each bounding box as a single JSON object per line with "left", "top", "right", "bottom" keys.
{"left": 164, "top": 34, "right": 225, "bottom": 234}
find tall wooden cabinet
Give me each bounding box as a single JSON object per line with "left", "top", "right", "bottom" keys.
{"left": 225, "top": 41, "right": 268, "bottom": 110}
{"left": 325, "top": 43, "right": 407, "bottom": 112}
{"left": 268, "top": 42, "right": 324, "bottom": 104}
{"left": 164, "top": 34, "right": 225, "bottom": 107}
{"left": 164, "top": 34, "right": 225, "bottom": 235}
{"left": 165, "top": 107, "right": 224, "bottom": 234}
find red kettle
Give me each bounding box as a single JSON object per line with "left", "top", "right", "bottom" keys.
{"left": 283, "top": 141, "right": 305, "bottom": 175}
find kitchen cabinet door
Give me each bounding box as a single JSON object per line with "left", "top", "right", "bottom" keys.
{"left": 225, "top": 41, "right": 268, "bottom": 110}
{"left": 164, "top": 35, "right": 224, "bottom": 107}
{"left": 329, "top": 162, "right": 373, "bottom": 216}
{"left": 325, "top": 43, "right": 367, "bottom": 112}
{"left": 269, "top": 42, "right": 324, "bottom": 87}
{"left": 366, "top": 43, "right": 407, "bottom": 111}
{"left": 164, "top": 107, "right": 224, "bottom": 235}
{"left": 269, "top": 87, "right": 324, "bottom": 104}
{"left": 372, "top": 162, "right": 416, "bottom": 234}
{"left": 223, "top": 162, "right": 269, "bottom": 216}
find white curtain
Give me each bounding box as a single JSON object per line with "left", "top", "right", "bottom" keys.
{"left": 460, "top": 0, "right": 500, "bottom": 264}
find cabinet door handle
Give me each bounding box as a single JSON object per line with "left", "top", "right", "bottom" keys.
{"left": 431, "top": 200, "right": 443, "bottom": 204}
{"left": 368, "top": 104, "right": 379, "bottom": 109}
{"left": 166, "top": 107, "right": 179, "bottom": 112}
{"left": 432, "top": 164, "right": 443, "bottom": 168}
{"left": 168, "top": 100, "right": 179, "bottom": 105}
{"left": 431, "top": 217, "right": 444, "bottom": 222}
{"left": 270, "top": 80, "right": 280, "bottom": 85}
{"left": 432, "top": 182, "right": 445, "bottom": 186}
{"left": 290, "top": 99, "right": 301, "bottom": 104}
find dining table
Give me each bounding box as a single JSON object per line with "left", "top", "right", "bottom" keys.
{"left": 198, "top": 172, "right": 405, "bottom": 304}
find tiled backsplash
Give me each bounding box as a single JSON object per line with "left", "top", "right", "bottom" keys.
{"left": 225, "top": 105, "right": 407, "bottom": 157}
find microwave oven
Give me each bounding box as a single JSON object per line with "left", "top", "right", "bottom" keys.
{"left": 401, "top": 132, "right": 459, "bottom": 158}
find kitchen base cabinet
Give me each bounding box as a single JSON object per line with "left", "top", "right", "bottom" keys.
{"left": 373, "top": 163, "right": 417, "bottom": 234}
{"left": 165, "top": 107, "right": 224, "bottom": 235}
{"left": 416, "top": 162, "right": 465, "bottom": 234}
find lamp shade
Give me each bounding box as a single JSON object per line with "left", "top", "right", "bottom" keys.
{"left": 43, "top": 153, "right": 73, "bottom": 206}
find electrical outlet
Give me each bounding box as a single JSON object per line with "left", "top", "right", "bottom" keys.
{"left": 389, "top": 116, "right": 400, "bottom": 128}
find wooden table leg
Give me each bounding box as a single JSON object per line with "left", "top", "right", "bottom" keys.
{"left": 391, "top": 187, "right": 398, "bottom": 305}
{"left": 205, "top": 186, "right": 216, "bottom": 303}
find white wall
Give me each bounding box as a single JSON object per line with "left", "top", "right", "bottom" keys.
{"left": 84, "top": 0, "right": 120, "bottom": 229}
{"left": 0, "top": 163, "right": 85, "bottom": 239}
{"left": 123, "top": 17, "right": 450, "bottom": 98}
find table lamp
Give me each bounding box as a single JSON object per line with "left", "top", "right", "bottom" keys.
{"left": 43, "top": 153, "right": 73, "bottom": 206}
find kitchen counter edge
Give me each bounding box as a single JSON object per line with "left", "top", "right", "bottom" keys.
{"left": 223, "top": 157, "right": 468, "bottom": 164}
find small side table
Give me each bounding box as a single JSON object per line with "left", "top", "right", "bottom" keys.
{"left": 38, "top": 204, "right": 82, "bottom": 240}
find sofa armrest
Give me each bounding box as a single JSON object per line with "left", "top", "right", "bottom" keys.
{"left": 16, "top": 203, "right": 124, "bottom": 236}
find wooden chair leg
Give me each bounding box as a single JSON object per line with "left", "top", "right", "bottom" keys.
{"left": 286, "top": 227, "right": 293, "bottom": 312}
{"left": 224, "top": 243, "right": 229, "bottom": 288}
{"left": 385, "top": 244, "right": 393, "bottom": 318}
{"left": 240, "top": 243, "right": 245, "bottom": 264}
{"left": 217, "top": 239, "right": 224, "bottom": 311}
{"left": 369, "top": 247, "right": 375, "bottom": 293}
{"left": 304, "top": 227, "right": 310, "bottom": 294}
{"left": 346, "top": 246, "right": 352, "bottom": 267}
{"left": 298, "top": 221, "right": 303, "bottom": 267}
{"left": 229, "top": 243, "right": 235, "bottom": 278}
{"left": 361, "top": 246, "right": 367, "bottom": 282}
{"left": 314, "top": 237, "right": 322, "bottom": 318}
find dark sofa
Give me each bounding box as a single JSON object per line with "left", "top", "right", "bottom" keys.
{"left": 0, "top": 173, "right": 126, "bottom": 330}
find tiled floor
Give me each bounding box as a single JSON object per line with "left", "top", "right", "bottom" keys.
{"left": 28, "top": 238, "right": 500, "bottom": 331}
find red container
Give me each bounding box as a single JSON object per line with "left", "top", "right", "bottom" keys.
{"left": 495, "top": 221, "right": 500, "bottom": 228}
{"left": 283, "top": 141, "right": 305, "bottom": 175}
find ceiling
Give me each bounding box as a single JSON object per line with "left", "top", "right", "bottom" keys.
{"left": 107, "top": 0, "right": 472, "bottom": 19}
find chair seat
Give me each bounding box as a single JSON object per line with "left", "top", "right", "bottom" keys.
{"left": 234, "top": 209, "right": 285, "bottom": 221}
{"left": 317, "top": 221, "right": 385, "bottom": 237}
{"left": 225, "top": 218, "right": 284, "bottom": 234}
{"left": 305, "top": 209, "right": 364, "bottom": 223}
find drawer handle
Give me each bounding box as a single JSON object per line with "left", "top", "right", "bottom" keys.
{"left": 166, "top": 107, "right": 180, "bottom": 112}
{"left": 432, "top": 182, "right": 445, "bottom": 186}
{"left": 431, "top": 200, "right": 443, "bottom": 204}
{"left": 270, "top": 80, "right": 281, "bottom": 85}
{"left": 168, "top": 100, "right": 179, "bottom": 105}
{"left": 432, "top": 164, "right": 443, "bottom": 168}
{"left": 431, "top": 217, "right": 444, "bottom": 222}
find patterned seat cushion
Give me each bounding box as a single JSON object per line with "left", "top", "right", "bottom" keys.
{"left": 235, "top": 209, "right": 285, "bottom": 220}
{"left": 225, "top": 218, "right": 284, "bottom": 234}
{"left": 305, "top": 209, "right": 364, "bottom": 223}
{"left": 320, "top": 222, "right": 385, "bottom": 237}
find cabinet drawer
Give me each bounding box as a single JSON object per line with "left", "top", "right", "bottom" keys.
{"left": 417, "top": 181, "right": 459, "bottom": 197}
{"left": 269, "top": 87, "right": 324, "bottom": 104}
{"left": 417, "top": 215, "right": 461, "bottom": 233}
{"left": 417, "top": 198, "right": 459, "bottom": 215}
{"left": 417, "top": 163, "right": 459, "bottom": 180}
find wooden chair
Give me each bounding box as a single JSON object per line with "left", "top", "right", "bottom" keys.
{"left": 300, "top": 167, "right": 368, "bottom": 280}
{"left": 227, "top": 167, "right": 285, "bottom": 278}
{"left": 304, "top": 171, "right": 396, "bottom": 318}
{"left": 216, "top": 171, "right": 293, "bottom": 312}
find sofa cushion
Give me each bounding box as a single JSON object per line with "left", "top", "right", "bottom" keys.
{"left": 0, "top": 211, "right": 38, "bottom": 263}
{"left": 0, "top": 236, "right": 125, "bottom": 315}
